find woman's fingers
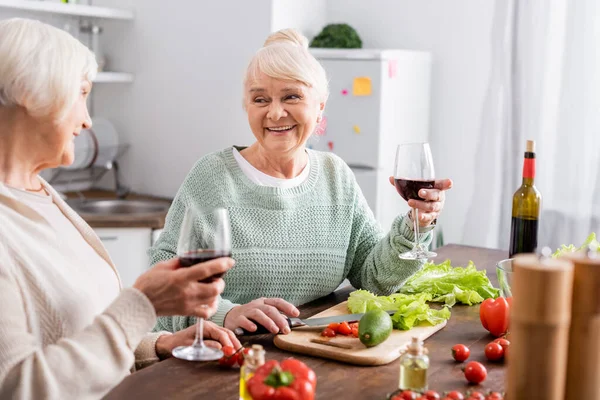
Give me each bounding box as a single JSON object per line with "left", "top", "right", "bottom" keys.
{"left": 264, "top": 298, "right": 300, "bottom": 317}
{"left": 247, "top": 308, "right": 280, "bottom": 334}
{"left": 408, "top": 199, "right": 441, "bottom": 212}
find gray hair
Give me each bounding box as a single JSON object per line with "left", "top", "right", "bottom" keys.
{"left": 244, "top": 28, "right": 329, "bottom": 105}
{"left": 0, "top": 18, "right": 97, "bottom": 120}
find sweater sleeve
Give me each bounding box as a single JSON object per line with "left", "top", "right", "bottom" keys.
{"left": 345, "top": 185, "right": 434, "bottom": 296}
{"left": 0, "top": 245, "right": 157, "bottom": 400}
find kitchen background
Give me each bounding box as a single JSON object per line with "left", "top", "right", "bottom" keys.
{"left": 2, "top": 0, "right": 596, "bottom": 285}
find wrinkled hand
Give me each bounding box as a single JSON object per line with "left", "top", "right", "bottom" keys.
{"left": 224, "top": 298, "right": 300, "bottom": 335}
{"left": 155, "top": 321, "right": 241, "bottom": 360}
{"left": 389, "top": 177, "right": 453, "bottom": 227}
{"left": 133, "top": 257, "right": 234, "bottom": 318}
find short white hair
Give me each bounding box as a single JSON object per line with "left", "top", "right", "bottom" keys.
{"left": 244, "top": 28, "right": 329, "bottom": 105}
{"left": 0, "top": 18, "right": 97, "bottom": 120}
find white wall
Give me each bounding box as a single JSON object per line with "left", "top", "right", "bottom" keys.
{"left": 271, "top": 0, "right": 327, "bottom": 39}
{"left": 325, "top": 0, "right": 495, "bottom": 245}
{"left": 92, "top": 0, "right": 273, "bottom": 197}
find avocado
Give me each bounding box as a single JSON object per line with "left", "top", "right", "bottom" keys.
{"left": 358, "top": 309, "right": 393, "bottom": 347}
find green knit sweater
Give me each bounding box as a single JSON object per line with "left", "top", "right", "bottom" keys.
{"left": 150, "top": 147, "right": 432, "bottom": 331}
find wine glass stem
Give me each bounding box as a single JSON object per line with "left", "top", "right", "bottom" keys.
{"left": 413, "top": 207, "right": 421, "bottom": 251}
{"left": 192, "top": 317, "right": 206, "bottom": 349}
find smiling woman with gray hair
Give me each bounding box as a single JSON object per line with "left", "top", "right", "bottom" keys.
{"left": 151, "top": 28, "right": 453, "bottom": 336}
{"left": 0, "top": 18, "right": 239, "bottom": 399}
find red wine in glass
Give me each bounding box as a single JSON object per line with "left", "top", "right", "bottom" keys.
{"left": 179, "top": 249, "right": 232, "bottom": 282}
{"left": 394, "top": 178, "right": 435, "bottom": 202}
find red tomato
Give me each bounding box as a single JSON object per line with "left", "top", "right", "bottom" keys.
{"left": 451, "top": 344, "right": 470, "bottom": 362}
{"left": 463, "top": 361, "right": 487, "bottom": 384}
{"left": 338, "top": 321, "right": 352, "bottom": 335}
{"left": 423, "top": 390, "right": 441, "bottom": 400}
{"left": 218, "top": 346, "right": 237, "bottom": 367}
{"left": 327, "top": 322, "right": 340, "bottom": 332}
{"left": 321, "top": 327, "right": 336, "bottom": 337}
{"left": 237, "top": 347, "right": 251, "bottom": 366}
{"left": 493, "top": 338, "right": 510, "bottom": 352}
{"left": 445, "top": 391, "right": 465, "bottom": 400}
{"left": 466, "top": 391, "right": 485, "bottom": 400}
{"left": 397, "top": 390, "right": 419, "bottom": 400}
{"left": 349, "top": 322, "right": 359, "bottom": 329}
{"left": 484, "top": 342, "right": 504, "bottom": 361}
{"left": 485, "top": 392, "right": 503, "bottom": 400}
{"left": 351, "top": 327, "right": 359, "bottom": 338}
{"left": 479, "top": 297, "right": 510, "bottom": 337}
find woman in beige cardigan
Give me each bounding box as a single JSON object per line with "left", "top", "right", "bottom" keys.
{"left": 0, "top": 18, "right": 240, "bottom": 399}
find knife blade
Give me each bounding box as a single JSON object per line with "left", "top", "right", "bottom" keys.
{"left": 234, "top": 310, "right": 396, "bottom": 336}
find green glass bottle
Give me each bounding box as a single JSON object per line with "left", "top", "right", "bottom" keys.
{"left": 509, "top": 140, "right": 542, "bottom": 257}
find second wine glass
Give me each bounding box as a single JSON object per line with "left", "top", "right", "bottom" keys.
{"left": 393, "top": 142, "right": 437, "bottom": 260}
{"left": 171, "top": 206, "right": 231, "bottom": 361}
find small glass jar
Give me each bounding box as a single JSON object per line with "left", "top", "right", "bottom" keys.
{"left": 398, "top": 337, "right": 429, "bottom": 392}
{"left": 240, "top": 344, "right": 265, "bottom": 400}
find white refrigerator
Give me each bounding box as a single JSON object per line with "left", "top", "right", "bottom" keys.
{"left": 309, "top": 48, "right": 432, "bottom": 231}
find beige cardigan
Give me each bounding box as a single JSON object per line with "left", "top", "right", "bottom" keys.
{"left": 0, "top": 180, "right": 165, "bottom": 399}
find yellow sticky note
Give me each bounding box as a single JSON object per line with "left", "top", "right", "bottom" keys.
{"left": 353, "top": 125, "right": 361, "bottom": 134}
{"left": 352, "top": 77, "right": 372, "bottom": 96}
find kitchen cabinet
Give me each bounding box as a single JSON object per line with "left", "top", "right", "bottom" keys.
{"left": 94, "top": 227, "right": 152, "bottom": 288}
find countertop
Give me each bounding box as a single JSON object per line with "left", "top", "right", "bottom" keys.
{"left": 64, "top": 190, "right": 172, "bottom": 229}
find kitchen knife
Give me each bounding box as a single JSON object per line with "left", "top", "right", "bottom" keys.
{"left": 234, "top": 310, "right": 397, "bottom": 336}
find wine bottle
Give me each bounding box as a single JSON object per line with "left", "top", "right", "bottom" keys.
{"left": 509, "top": 140, "right": 542, "bottom": 257}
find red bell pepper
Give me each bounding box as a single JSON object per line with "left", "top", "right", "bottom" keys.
{"left": 246, "top": 358, "right": 316, "bottom": 400}
{"left": 479, "top": 297, "right": 511, "bottom": 337}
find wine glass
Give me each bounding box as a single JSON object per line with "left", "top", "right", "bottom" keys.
{"left": 393, "top": 142, "right": 437, "bottom": 260}
{"left": 171, "top": 206, "right": 232, "bottom": 361}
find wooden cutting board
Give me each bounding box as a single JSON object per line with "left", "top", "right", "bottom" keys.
{"left": 273, "top": 301, "right": 447, "bottom": 366}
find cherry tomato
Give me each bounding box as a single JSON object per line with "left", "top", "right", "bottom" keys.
{"left": 445, "top": 391, "right": 464, "bottom": 400}
{"left": 493, "top": 338, "right": 510, "bottom": 352}
{"left": 466, "top": 391, "right": 485, "bottom": 400}
{"left": 451, "top": 344, "right": 471, "bottom": 362}
{"left": 423, "top": 390, "right": 441, "bottom": 400}
{"left": 484, "top": 342, "right": 504, "bottom": 361}
{"left": 463, "top": 361, "right": 487, "bottom": 384}
{"left": 349, "top": 322, "right": 359, "bottom": 329}
{"left": 218, "top": 345, "right": 238, "bottom": 367}
{"left": 237, "top": 347, "right": 251, "bottom": 366}
{"left": 485, "top": 392, "right": 503, "bottom": 400}
{"left": 327, "top": 322, "right": 340, "bottom": 332}
{"left": 397, "top": 391, "right": 419, "bottom": 400}
{"left": 338, "top": 321, "right": 352, "bottom": 335}
{"left": 351, "top": 327, "right": 359, "bottom": 338}
{"left": 321, "top": 327, "right": 336, "bottom": 337}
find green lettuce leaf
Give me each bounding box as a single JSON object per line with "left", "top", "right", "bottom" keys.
{"left": 552, "top": 232, "right": 600, "bottom": 258}
{"left": 347, "top": 290, "right": 450, "bottom": 330}
{"left": 399, "top": 260, "right": 499, "bottom": 305}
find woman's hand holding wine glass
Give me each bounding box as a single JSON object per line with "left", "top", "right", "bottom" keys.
{"left": 392, "top": 142, "right": 452, "bottom": 259}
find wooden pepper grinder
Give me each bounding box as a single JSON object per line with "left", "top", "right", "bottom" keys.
{"left": 506, "top": 254, "right": 574, "bottom": 400}
{"left": 564, "top": 251, "right": 600, "bottom": 400}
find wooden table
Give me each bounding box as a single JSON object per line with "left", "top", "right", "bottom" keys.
{"left": 104, "top": 244, "right": 508, "bottom": 399}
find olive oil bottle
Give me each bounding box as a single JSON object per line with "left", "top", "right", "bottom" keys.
{"left": 509, "top": 140, "right": 542, "bottom": 257}
{"left": 398, "top": 337, "right": 429, "bottom": 391}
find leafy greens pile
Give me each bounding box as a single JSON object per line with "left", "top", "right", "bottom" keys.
{"left": 347, "top": 290, "right": 451, "bottom": 330}
{"left": 347, "top": 259, "right": 499, "bottom": 330}
{"left": 552, "top": 232, "right": 600, "bottom": 258}
{"left": 399, "top": 260, "right": 500, "bottom": 307}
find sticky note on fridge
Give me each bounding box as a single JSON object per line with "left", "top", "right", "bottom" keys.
{"left": 388, "top": 60, "right": 398, "bottom": 78}
{"left": 353, "top": 125, "right": 361, "bottom": 134}
{"left": 352, "top": 77, "right": 372, "bottom": 96}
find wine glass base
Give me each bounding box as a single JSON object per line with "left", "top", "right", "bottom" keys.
{"left": 172, "top": 345, "right": 223, "bottom": 361}
{"left": 398, "top": 249, "right": 437, "bottom": 260}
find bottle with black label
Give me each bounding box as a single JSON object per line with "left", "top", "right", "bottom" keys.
{"left": 509, "top": 140, "right": 542, "bottom": 257}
